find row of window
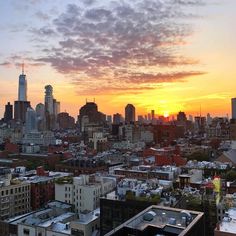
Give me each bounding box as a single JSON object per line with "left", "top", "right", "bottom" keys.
{"left": 1, "top": 186, "right": 30, "bottom": 196}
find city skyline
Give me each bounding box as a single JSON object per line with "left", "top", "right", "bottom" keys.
{"left": 0, "top": 0, "right": 236, "bottom": 118}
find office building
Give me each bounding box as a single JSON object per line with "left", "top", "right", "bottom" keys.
{"left": 14, "top": 101, "right": 31, "bottom": 123}
{"left": 177, "top": 111, "right": 187, "bottom": 122}
{"left": 44, "top": 85, "right": 60, "bottom": 130}
{"left": 78, "top": 102, "right": 106, "bottom": 133}
{"left": 125, "top": 104, "right": 135, "bottom": 123}
{"left": 35, "top": 103, "right": 45, "bottom": 131}
{"left": 113, "top": 113, "right": 122, "bottom": 124}
{"left": 25, "top": 107, "right": 37, "bottom": 132}
{"left": 231, "top": 98, "right": 236, "bottom": 119}
{"left": 151, "top": 110, "right": 155, "bottom": 120}
{"left": 53, "top": 99, "right": 60, "bottom": 117}
{"left": 105, "top": 205, "right": 205, "bottom": 236}
{"left": 45, "top": 85, "right": 54, "bottom": 115}
{"left": 35, "top": 103, "right": 45, "bottom": 119}
{"left": 57, "top": 112, "right": 75, "bottom": 129}
{"left": 100, "top": 178, "right": 163, "bottom": 235}
{"left": 3, "top": 102, "right": 13, "bottom": 122}
{"left": 106, "top": 115, "right": 112, "bottom": 123}
{"left": 18, "top": 64, "right": 27, "bottom": 101}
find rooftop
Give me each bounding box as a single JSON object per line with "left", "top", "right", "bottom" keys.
{"left": 76, "top": 208, "right": 100, "bottom": 225}
{"left": 217, "top": 208, "right": 236, "bottom": 234}
{"left": 105, "top": 205, "right": 204, "bottom": 236}
{"left": 6, "top": 201, "right": 73, "bottom": 225}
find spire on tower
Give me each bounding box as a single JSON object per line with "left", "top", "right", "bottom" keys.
{"left": 22, "top": 62, "right": 24, "bottom": 75}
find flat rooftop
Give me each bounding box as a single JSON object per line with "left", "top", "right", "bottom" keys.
{"left": 105, "top": 205, "right": 204, "bottom": 236}
{"left": 217, "top": 208, "right": 236, "bottom": 234}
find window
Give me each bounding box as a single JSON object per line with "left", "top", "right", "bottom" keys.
{"left": 23, "top": 228, "right": 30, "bottom": 235}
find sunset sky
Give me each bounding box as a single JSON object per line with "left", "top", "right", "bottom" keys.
{"left": 0, "top": 0, "right": 236, "bottom": 119}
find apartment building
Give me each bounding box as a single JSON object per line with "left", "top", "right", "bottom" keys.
{"left": 0, "top": 167, "right": 31, "bottom": 220}
{"left": 55, "top": 174, "right": 116, "bottom": 213}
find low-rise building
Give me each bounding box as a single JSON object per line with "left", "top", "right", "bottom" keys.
{"left": 71, "top": 208, "right": 100, "bottom": 236}
{"left": 100, "top": 178, "right": 164, "bottom": 235}
{"left": 0, "top": 167, "right": 31, "bottom": 220}
{"left": 55, "top": 174, "right": 116, "bottom": 213}
{"left": 105, "top": 205, "right": 205, "bottom": 236}
{"left": 1, "top": 201, "right": 75, "bottom": 236}
{"left": 215, "top": 208, "right": 236, "bottom": 236}
{"left": 114, "top": 165, "right": 180, "bottom": 181}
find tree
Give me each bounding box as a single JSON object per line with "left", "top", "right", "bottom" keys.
{"left": 225, "top": 169, "right": 236, "bottom": 181}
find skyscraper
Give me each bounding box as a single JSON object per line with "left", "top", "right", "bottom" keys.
{"left": 36, "top": 103, "right": 45, "bottom": 131}
{"left": 125, "top": 104, "right": 135, "bottom": 123}
{"left": 25, "top": 107, "right": 37, "bottom": 132}
{"left": 232, "top": 98, "right": 236, "bottom": 119}
{"left": 14, "top": 101, "right": 31, "bottom": 123}
{"left": 151, "top": 110, "right": 155, "bottom": 120}
{"left": 177, "top": 111, "right": 187, "bottom": 122}
{"left": 45, "top": 85, "right": 54, "bottom": 115}
{"left": 18, "top": 64, "right": 27, "bottom": 101}
{"left": 35, "top": 103, "right": 45, "bottom": 119}
{"left": 44, "top": 85, "right": 60, "bottom": 130}
{"left": 4, "top": 102, "right": 13, "bottom": 122}
{"left": 113, "top": 113, "right": 122, "bottom": 124}
{"left": 53, "top": 99, "right": 60, "bottom": 117}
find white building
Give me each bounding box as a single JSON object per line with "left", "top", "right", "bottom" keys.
{"left": 70, "top": 208, "right": 100, "bottom": 236}
{"left": 55, "top": 175, "right": 116, "bottom": 213}
{"left": 7, "top": 201, "right": 75, "bottom": 236}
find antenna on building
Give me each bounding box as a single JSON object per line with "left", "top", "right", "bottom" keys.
{"left": 86, "top": 98, "right": 87, "bottom": 103}
{"left": 22, "top": 62, "right": 24, "bottom": 74}
{"left": 93, "top": 98, "right": 95, "bottom": 103}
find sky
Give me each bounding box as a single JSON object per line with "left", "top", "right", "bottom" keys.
{"left": 0, "top": 0, "right": 236, "bottom": 119}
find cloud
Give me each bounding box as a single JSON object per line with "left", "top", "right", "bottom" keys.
{"left": 30, "top": 27, "right": 56, "bottom": 37}
{"left": 121, "top": 71, "right": 206, "bottom": 84}
{"left": 35, "top": 11, "right": 50, "bottom": 21}
{"left": 30, "top": 0, "right": 206, "bottom": 94}
{"left": 0, "top": 62, "right": 11, "bottom": 67}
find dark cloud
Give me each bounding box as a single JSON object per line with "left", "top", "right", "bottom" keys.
{"left": 31, "top": 0, "right": 206, "bottom": 95}
{"left": 30, "top": 27, "right": 56, "bottom": 37}
{"left": 35, "top": 11, "right": 50, "bottom": 20}
{"left": 0, "top": 62, "right": 11, "bottom": 67}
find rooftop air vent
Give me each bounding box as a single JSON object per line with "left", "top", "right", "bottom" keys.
{"left": 143, "top": 211, "right": 156, "bottom": 221}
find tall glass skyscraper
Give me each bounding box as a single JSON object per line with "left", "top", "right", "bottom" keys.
{"left": 18, "top": 64, "right": 27, "bottom": 101}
